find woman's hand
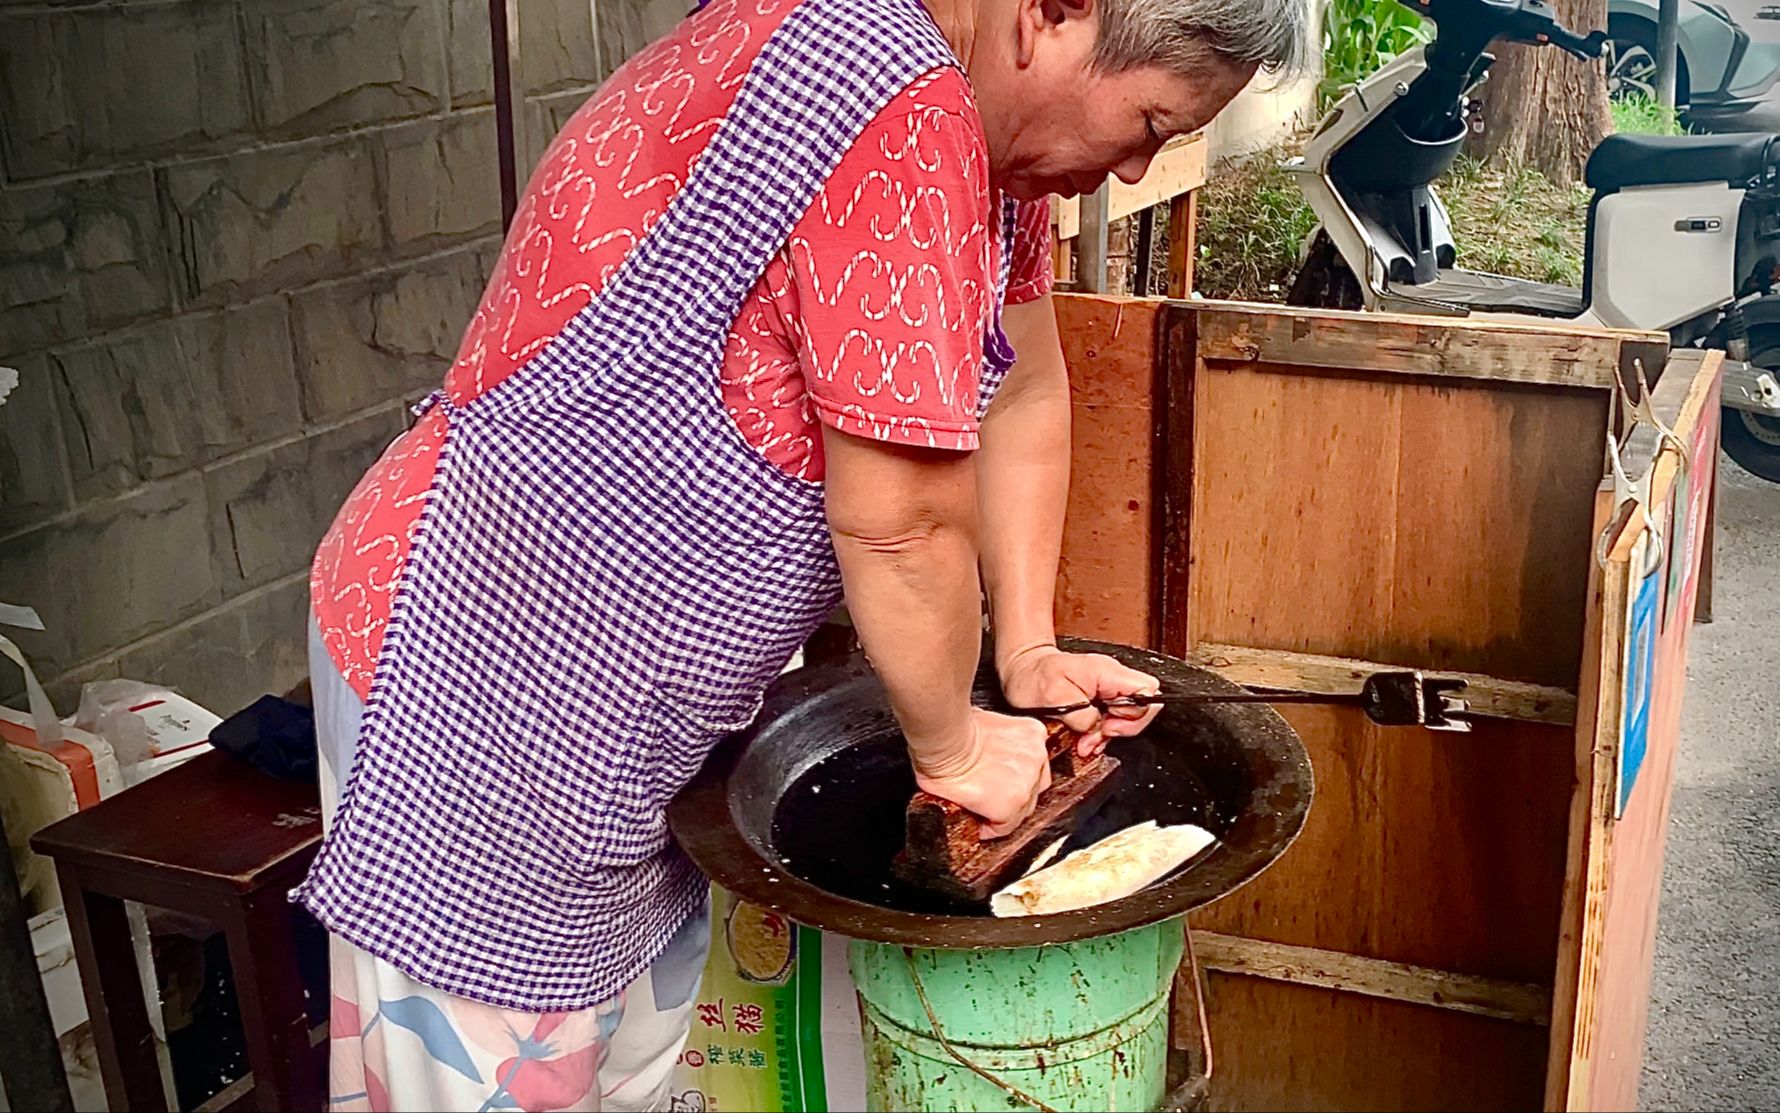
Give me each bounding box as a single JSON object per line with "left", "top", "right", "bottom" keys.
{"left": 911, "top": 708, "right": 1053, "bottom": 839}
{"left": 999, "top": 644, "right": 1161, "bottom": 757}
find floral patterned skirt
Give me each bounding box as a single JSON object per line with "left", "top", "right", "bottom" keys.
{"left": 310, "top": 616, "right": 708, "bottom": 1112}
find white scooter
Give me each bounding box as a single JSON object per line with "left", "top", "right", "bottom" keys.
{"left": 1287, "top": 0, "right": 1780, "bottom": 482}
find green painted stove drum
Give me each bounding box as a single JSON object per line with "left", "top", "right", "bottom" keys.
{"left": 848, "top": 920, "right": 1184, "bottom": 1112}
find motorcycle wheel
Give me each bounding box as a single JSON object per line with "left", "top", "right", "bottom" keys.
{"left": 1286, "top": 231, "right": 1364, "bottom": 310}
{"left": 1724, "top": 330, "right": 1780, "bottom": 484}
{"left": 1605, "top": 16, "right": 1690, "bottom": 110}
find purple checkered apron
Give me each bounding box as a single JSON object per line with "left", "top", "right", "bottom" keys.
{"left": 296, "top": 0, "right": 1021, "bottom": 1011}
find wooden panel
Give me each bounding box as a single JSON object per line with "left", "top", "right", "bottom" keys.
{"left": 1184, "top": 360, "right": 1402, "bottom": 655}
{"left": 1193, "top": 932, "right": 1553, "bottom": 1026}
{"left": 1195, "top": 302, "right": 1667, "bottom": 389}
{"left": 1543, "top": 491, "right": 1621, "bottom": 1112}
{"left": 1167, "top": 191, "right": 1197, "bottom": 298}
{"left": 1203, "top": 975, "right": 1549, "bottom": 1113}
{"left": 1185, "top": 355, "right": 1610, "bottom": 687}
{"left": 1191, "top": 709, "right": 1573, "bottom": 983}
{"left": 1550, "top": 355, "right": 1723, "bottom": 1112}
{"left": 1189, "top": 643, "right": 1578, "bottom": 725}
{"left": 1052, "top": 133, "right": 1207, "bottom": 239}
{"left": 1581, "top": 668, "right": 1682, "bottom": 1112}
{"left": 1052, "top": 295, "right": 1162, "bottom": 645}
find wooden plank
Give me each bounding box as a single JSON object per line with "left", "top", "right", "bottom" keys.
{"left": 1051, "top": 296, "right": 1701, "bottom": 1112}
{"left": 1189, "top": 643, "right": 1579, "bottom": 725}
{"left": 1155, "top": 304, "right": 1196, "bottom": 653}
{"left": 1111, "top": 131, "right": 1206, "bottom": 225}
{"left": 1191, "top": 709, "right": 1574, "bottom": 983}
{"left": 1053, "top": 132, "right": 1208, "bottom": 240}
{"left": 1183, "top": 325, "right": 1611, "bottom": 687}
{"left": 1560, "top": 355, "right": 1722, "bottom": 1113}
{"left": 1052, "top": 295, "right": 1163, "bottom": 646}
{"left": 1203, "top": 975, "right": 1550, "bottom": 1113}
{"left": 1549, "top": 352, "right": 1720, "bottom": 1110}
{"left": 192, "top": 1073, "right": 255, "bottom": 1113}
{"left": 1192, "top": 931, "right": 1553, "bottom": 1026}
{"left": 1194, "top": 302, "right": 1666, "bottom": 389}
{"left": 1582, "top": 631, "right": 1685, "bottom": 1113}
{"left": 1166, "top": 190, "right": 1196, "bottom": 299}
{"left": 1543, "top": 491, "right": 1622, "bottom": 1113}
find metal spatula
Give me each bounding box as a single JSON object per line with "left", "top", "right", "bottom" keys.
{"left": 1009, "top": 670, "right": 1473, "bottom": 732}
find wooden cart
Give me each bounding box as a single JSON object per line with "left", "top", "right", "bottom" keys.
{"left": 1053, "top": 294, "right": 1720, "bottom": 1112}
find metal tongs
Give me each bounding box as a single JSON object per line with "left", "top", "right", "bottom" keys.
{"left": 1010, "top": 670, "right": 1473, "bottom": 732}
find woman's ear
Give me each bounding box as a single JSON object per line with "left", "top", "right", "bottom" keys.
{"left": 1021, "top": 0, "right": 1096, "bottom": 67}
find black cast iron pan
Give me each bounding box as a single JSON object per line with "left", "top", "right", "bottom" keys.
{"left": 667, "top": 637, "right": 1314, "bottom": 948}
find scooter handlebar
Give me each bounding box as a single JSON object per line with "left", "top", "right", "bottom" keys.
{"left": 1388, "top": 0, "right": 1608, "bottom": 142}
{"left": 1544, "top": 25, "right": 1608, "bottom": 60}
{"left": 1401, "top": 0, "right": 1607, "bottom": 60}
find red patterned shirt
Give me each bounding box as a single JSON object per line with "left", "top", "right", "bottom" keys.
{"left": 311, "top": 0, "right": 1053, "bottom": 699}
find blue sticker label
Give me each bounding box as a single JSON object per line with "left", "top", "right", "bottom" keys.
{"left": 1617, "top": 551, "right": 1662, "bottom": 818}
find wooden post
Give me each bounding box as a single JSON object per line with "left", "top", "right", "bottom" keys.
{"left": 1167, "top": 191, "right": 1197, "bottom": 298}
{"left": 1132, "top": 206, "right": 1157, "bottom": 296}
{"left": 223, "top": 892, "right": 322, "bottom": 1112}
{"left": 489, "top": 0, "right": 530, "bottom": 230}
{"left": 1078, "top": 185, "right": 1111, "bottom": 294}
{"left": 589, "top": 0, "right": 604, "bottom": 80}
{"left": 55, "top": 872, "right": 168, "bottom": 1113}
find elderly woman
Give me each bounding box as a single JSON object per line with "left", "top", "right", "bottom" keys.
{"left": 299, "top": 0, "right": 1301, "bottom": 1108}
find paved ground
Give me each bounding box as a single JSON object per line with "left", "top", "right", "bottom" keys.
{"left": 1641, "top": 458, "right": 1780, "bottom": 1111}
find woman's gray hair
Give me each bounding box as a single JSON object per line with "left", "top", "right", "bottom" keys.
{"left": 1092, "top": 0, "right": 1311, "bottom": 76}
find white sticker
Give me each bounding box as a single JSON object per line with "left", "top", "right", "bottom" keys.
{"left": 0, "top": 602, "right": 45, "bottom": 631}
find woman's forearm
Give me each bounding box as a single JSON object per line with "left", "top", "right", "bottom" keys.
{"left": 823, "top": 428, "right": 984, "bottom": 774}
{"left": 978, "top": 294, "right": 1072, "bottom": 676}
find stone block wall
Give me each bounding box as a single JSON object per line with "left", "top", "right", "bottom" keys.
{"left": 1, "top": 0, "right": 632, "bottom": 716}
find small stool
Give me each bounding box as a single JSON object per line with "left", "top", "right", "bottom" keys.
{"left": 32, "top": 750, "right": 325, "bottom": 1112}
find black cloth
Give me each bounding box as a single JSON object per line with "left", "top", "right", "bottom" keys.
{"left": 209, "top": 696, "right": 316, "bottom": 783}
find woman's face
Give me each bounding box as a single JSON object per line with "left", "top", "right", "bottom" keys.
{"left": 969, "top": 0, "right": 1258, "bottom": 201}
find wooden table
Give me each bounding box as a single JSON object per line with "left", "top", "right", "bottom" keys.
{"left": 32, "top": 751, "right": 325, "bottom": 1112}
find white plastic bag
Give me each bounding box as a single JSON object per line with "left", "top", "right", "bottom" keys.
{"left": 72, "top": 680, "right": 219, "bottom": 787}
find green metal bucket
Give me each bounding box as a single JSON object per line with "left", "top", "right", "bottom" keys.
{"left": 848, "top": 921, "right": 1184, "bottom": 1112}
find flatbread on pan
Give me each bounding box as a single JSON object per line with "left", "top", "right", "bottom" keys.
{"left": 990, "top": 821, "right": 1216, "bottom": 917}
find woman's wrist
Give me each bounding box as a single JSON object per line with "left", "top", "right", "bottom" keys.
{"left": 995, "top": 636, "right": 1060, "bottom": 685}
{"left": 906, "top": 708, "right": 982, "bottom": 780}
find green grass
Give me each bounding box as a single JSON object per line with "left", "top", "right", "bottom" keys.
{"left": 1611, "top": 94, "right": 1687, "bottom": 136}
{"left": 1192, "top": 160, "right": 1322, "bottom": 300}
{"left": 1193, "top": 144, "right": 1591, "bottom": 301}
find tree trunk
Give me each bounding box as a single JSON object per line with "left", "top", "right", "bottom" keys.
{"left": 1466, "top": 0, "right": 1611, "bottom": 188}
